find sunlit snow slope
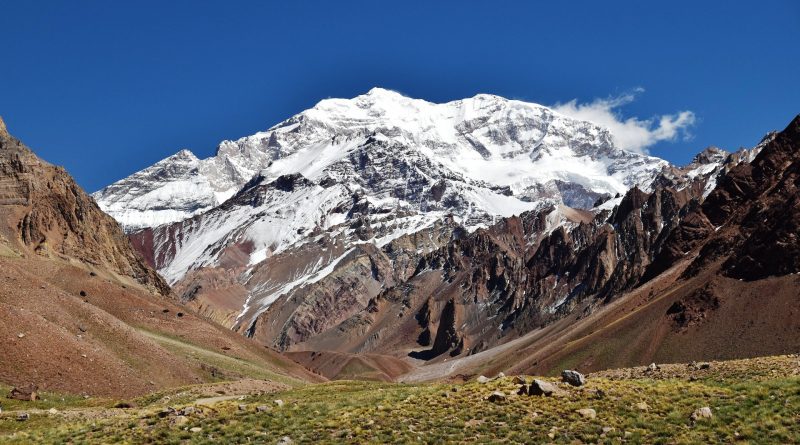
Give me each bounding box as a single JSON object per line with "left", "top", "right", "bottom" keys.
{"left": 94, "top": 88, "right": 667, "bottom": 232}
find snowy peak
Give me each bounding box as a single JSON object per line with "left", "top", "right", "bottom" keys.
{"left": 689, "top": 146, "right": 728, "bottom": 166}
{"left": 94, "top": 88, "right": 669, "bottom": 232}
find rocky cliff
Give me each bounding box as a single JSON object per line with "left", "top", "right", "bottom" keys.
{"left": 0, "top": 117, "right": 169, "bottom": 295}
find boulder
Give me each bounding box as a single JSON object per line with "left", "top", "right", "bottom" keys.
{"left": 516, "top": 385, "right": 528, "bottom": 396}
{"left": 561, "top": 370, "right": 586, "bottom": 387}
{"left": 690, "top": 406, "right": 713, "bottom": 422}
{"left": 476, "top": 375, "right": 492, "bottom": 383}
{"left": 646, "top": 363, "right": 659, "bottom": 372}
{"left": 173, "top": 415, "right": 189, "bottom": 426}
{"left": 256, "top": 405, "right": 269, "bottom": 412}
{"left": 274, "top": 399, "right": 285, "bottom": 407}
{"left": 8, "top": 385, "right": 38, "bottom": 401}
{"left": 16, "top": 412, "right": 29, "bottom": 421}
{"left": 511, "top": 376, "right": 527, "bottom": 385}
{"left": 189, "top": 427, "right": 202, "bottom": 433}
{"left": 529, "top": 379, "right": 557, "bottom": 396}
{"left": 487, "top": 391, "right": 506, "bottom": 403}
{"left": 577, "top": 408, "right": 596, "bottom": 419}
{"left": 635, "top": 401, "right": 650, "bottom": 411}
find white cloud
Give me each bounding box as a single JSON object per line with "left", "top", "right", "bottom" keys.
{"left": 551, "top": 89, "right": 696, "bottom": 155}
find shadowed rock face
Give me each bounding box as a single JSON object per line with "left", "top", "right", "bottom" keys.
{"left": 338, "top": 185, "right": 696, "bottom": 360}
{"left": 0, "top": 118, "right": 169, "bottom": 295}
{"left": 647, "top": 115, "right": 800, "bottom": 282}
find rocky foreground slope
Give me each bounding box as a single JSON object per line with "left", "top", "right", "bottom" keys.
{"left": 2, "top": 354, "right": 798, "bottom": 444}
{"left": 0, "top": 118, "right": 321, "bottom": 396}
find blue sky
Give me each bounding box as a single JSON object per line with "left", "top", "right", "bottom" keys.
{"left": 2, "top": 1, "right": 798, "bottom": 192}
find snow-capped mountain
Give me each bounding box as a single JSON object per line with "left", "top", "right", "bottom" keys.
{"left": 95, "top": 88, "right": 667, "bottom": 232}
{"left": 96, "top": 88, "right": 682, "bottom": 335}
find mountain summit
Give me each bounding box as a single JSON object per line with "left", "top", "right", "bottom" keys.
{"left": 93, "top": 90, "right": 728, "bottom": 343}
{"left": 94, "top": 88, "right": 667, "bottom": 232}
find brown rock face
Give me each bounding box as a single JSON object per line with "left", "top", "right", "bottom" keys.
{"left": 0, "top": 120, "right": 321, "bottom": 397}
{"left": 648, "top": 115, "right": 800, "bottom": 281}
{"left": 0, "top": 122, "right": 169, "bottom": 295}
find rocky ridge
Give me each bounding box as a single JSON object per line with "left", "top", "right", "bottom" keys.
{"left": 0, "top": 117, "right": 168, "bottom": 294}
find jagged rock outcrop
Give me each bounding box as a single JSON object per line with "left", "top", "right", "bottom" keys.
{"left": 646, "top": 115, "right": 800, "bottom": 281}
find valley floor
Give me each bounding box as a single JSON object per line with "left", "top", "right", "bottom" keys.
{"left": 1, "top": 354, "right": 798, "bottom": 444}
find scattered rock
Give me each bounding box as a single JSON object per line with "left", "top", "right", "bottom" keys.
{"left": 8, "top": 384, "right": 38, "bottom": 401}
{"left": 529, "top": 379, "right": 557, "bottom": 396}
{"left": 79, "top": 291, "right": 87, "bottom": 297}
{"left": 174, "top": 415, "right": 189, "bottom": 426}
{"left": 690, "top": 406, "right": 713, "bottom": 422}
{"left": 561, "top": 370, "right": 586, "bottom": 387}
{"left": 496, "top": 372, "right": 506, "bottom": 378}
{"left": 256, "top": 405, "right": 269, "bottom": 412}
{"left": 516, "top": 385, "right": 528, "bottom": 396}
{"left": 476, "top": 375, "right": 492, "bottom": 383}
{"left": 238, "top": 404, "right": 248, "bottom": 411}
{"left": 511, "top": 376, "right": 526, "bottom": 385}
{"left": 48, "top": 408, "right": 58, "bottom": 415}
{"left": 601, "top": 426, "right": 614, "bottom": 435}
{"left": 487, "top": 391, "right": 506, "bottom": 403}
{"left": 277, "top": 437, "right": 293, "bottom": 445}
{"left": 16, "top": 333, "right": 24, "bottom": 339}
{"left": 697, "top": 362, "right": 711, "bottom": 370}
{"left": 464, "top": 419, "right": 483, "bottom": 428}
{"left": 274, "top": 399, "right": 284, "bottom": 407}
{"left": 577, "top": 408, "right": 597, "bottom": 419}
{"left": 180, "top": 406, "right": 197, "bottom": 416}
{"left": 635, "top": 401, "right": 650, "bottom": 411}
{"left": 189, "top": 427, "right": 202, "bottom": 433}
{"left": 157, "top": 408, "right": 175, "bottom": 418}
{"left": 647, "top": 363, "right": 659, "bottom": 372}
{"left": 16, "top": 412, "right": 29, "bottom": 421}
